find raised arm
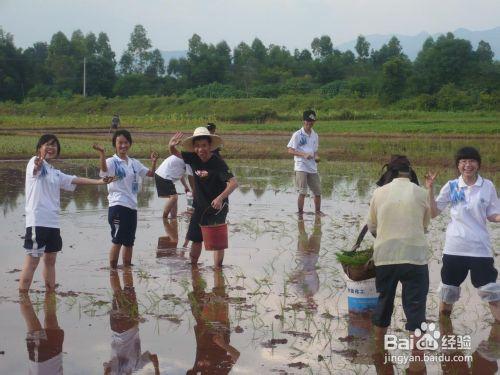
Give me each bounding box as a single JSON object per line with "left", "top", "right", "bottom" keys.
{"left": 92, "top": 143, "right": 107, "bottom": 173}
{"left": 425, "top": 171, "right": 440, "bottom": 218}
{"left": 169, "top": 132, "right": 183, "bottom": 158}
{"left": 146, "top": 152, "right": 159, "bottom": 177}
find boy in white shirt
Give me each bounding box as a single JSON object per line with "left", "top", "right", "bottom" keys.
{"left": 287, "top": 110, "right": 323, "bottom": 215}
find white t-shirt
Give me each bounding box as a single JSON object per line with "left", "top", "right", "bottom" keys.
{"left": 25, "top": 156, "right": 76, "bottom": 228}
{"left": 100, "top": 155, "right": 149, "bottom": 210}
{"left": 185, "top": 164, "right": 193, "bottom": 176}
{"left": 107, "top": 326, "right": 151, "bottom": 374}
{"left": 287, "top": 128, "right": 319, "bottom": 173}
{"left": 29, "top": 352, "right": 63, "bottom": 375}
{"left": 436, "top": 175, "right": 500, "bottom": 258}
{"left": 155, "top": 155, "right": 186, "bottom": 181}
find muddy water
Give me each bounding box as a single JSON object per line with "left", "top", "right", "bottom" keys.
{"left": 1, "top": 160, "right": 499, "bottom": 374}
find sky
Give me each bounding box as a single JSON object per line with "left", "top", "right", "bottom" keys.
{"left": 1, "top": 0, "right": 500, "bottom": 55}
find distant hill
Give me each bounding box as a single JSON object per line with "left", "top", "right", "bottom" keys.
{"left": 159, "top": 27, "right": 500, "bottom": 64}
{"left": 337, "top": 27, "right": 500, "bottom": 60}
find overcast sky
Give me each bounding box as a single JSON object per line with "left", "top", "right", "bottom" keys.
{"left": 1, "top": 0, "right": 499, "bottom": 54}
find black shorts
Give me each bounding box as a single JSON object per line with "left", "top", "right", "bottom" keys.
{"left": 155, "top": 175, "right": 177, "bottom": 197}
{"left": 24, "top": 227, "right": 62, "bottom": 255}
{"left": 108, "top": 205, "right": 137, "bottom": 247}
{"left": 372, "top": 264, "right": 429, "bottom": 331}
{"left": 187, "top": 205, "right": 228, "bottom": 243}
{"left": 441, "top": 254, "right": 498, "bottom": 288}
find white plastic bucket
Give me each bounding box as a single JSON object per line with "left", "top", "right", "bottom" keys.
{"left": 346, "top": 277, "right": 379, "bottom": 313}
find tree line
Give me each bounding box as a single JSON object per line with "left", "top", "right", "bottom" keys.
{"left": 1, "top": 24, "right": 499, "bottom": 108}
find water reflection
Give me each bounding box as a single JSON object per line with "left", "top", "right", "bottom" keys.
{"left": 157, "top": 218, "right": 179, "bottom": 253}
{"left": 289, "top": 215, "right": 322, "bottom": 307}
{"left": 440, "top": 315, "right": 500, "bottom": 374}
{"left": 4, "top": 160, "right": 497, "bottom": 213}
{"left": 104, "top": 268, "right": 159, "bottom": 374}
{"left": 187, "top": 268, "right": 240, "bottom": 374}
{"left": 20, "top": 292, "right": 64, "bottom": 375}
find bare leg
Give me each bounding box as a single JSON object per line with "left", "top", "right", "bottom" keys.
{"left": 489, "top": 301, "right": 500, "bottom": 322}
{"left": 109, "top": 243, "right": 121, "bottom": 269}
{"left": 122, "top": 246, "right": 133, "bottom": 267}
{"left": 44, "top": 291, "right": 59, "bottom": 329}
{"left": 297, "top": 194, "right": 305, "bottom": 213}
{"left": 42, "top": 252, "right": 57, "bottom": 292}
{"left": 163, "top": 195, "right": 178, "bottom": 219}
{"left": 183, "top": 233, "right": 190, "bottom": 248}
{"left": 213, "top": 250, "right": 225, "bottom": 269}
{"left": 440, "top": 301, "right": 453, "bottom": 315}
{"left": 190, "top": 242, "right": 202, "bottom": 265}
{"left": 313, "top": 195, "right": 323, "bottom": 214}
{"left": 373, "top": 325, "right": 388, "bottom": 350}
{"left": 109, "top": 268, "right": 121, "bottom": 293}
{"left": 19, "top": 255, "right": 41, "bottom": 292}
{"left": 19, "top": 292, "right": 43, "bottom": 332}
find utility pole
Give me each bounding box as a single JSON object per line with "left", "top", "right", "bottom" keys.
{"left": 83, "top": 57, "right": 86, "bottom": 97}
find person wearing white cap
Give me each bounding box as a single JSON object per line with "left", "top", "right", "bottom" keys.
{"left": 169, "top": 127, "right": 238, "bottom": 268}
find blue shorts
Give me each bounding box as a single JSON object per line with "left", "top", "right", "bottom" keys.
{"left": 108, "top": 205, "right": 137, "bottom": 247}
{"left": 24, "top": 227, "right": 62, "bottom": 256}
{"left": 441, "top": 254, "right": 497, "bottom": 288}
{"left": 372, "top": 264, "right": 429, "bottom": 331}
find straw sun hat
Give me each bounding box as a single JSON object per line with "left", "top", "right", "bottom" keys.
{"left": 181, "top": 127, "right": 223, "bottom": 152}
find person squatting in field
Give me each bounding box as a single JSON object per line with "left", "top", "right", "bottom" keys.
{"left": 426, "top": 146, "right": 500, "bottom": 321}
{"left": 169, "top": 127, "right": 238, "bottom": 268}
{"left": 20, "top": 134, "right": 113, "bottom": 293}
{"left": 93, "top": 130, "right": 159, "bottom": 269}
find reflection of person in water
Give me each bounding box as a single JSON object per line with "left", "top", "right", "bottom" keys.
{"left": 157, "top": 217, "right": 179, "bottom": 252}
{"left": 291, "top": 215, "right": 322, "bottom": 305}
{"left": 187, "top": 267, "right": 240, "bottom": 374}
{"left": 439, "top": 315, "right": 500, "bottom": 375}
{"left": 20, "top": 291, "right": 64, "bottom": 375}
{"left": 104, "top": 268, "right": 159, "bottom": 375}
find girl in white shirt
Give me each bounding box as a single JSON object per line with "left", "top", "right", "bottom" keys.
{"left": 20, "top": 134, "right": 112, "bottom": 293}
{"left": 94, "top": 130, "right": 158, "bottom": 269}
{"left": 426, "top": 147, "right": 500, "bottom": 320}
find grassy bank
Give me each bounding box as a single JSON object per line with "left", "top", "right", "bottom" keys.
{"left": 1, "top": 95, "right": 500, "bottom": 132}
{"left": 1, "top": 114, "right": 500, "bottom": 135}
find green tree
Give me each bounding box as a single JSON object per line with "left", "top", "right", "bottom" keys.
{"left": 119, "top": 24, "right": 161, "bottom": 74}
{"left": 46, "top": 31, "right": 79, "bottom": 92}
{"left": 355, "top": 35, "right": 370, "bottom": 60}
{"left": 311, "top": 35, "right": 333, "bottom": 59}
{"left": 380, "top": 56, "right": 412, "bottom": 103}
{"left": 371, "top": 36, "right": 405, "bottom": 66}
{"left": 413, "top": 33, "right": 476, "bottom": 93}
{"left": 0, "top": 27, "right": 25, "bottom": 101}
{"left": 476, "top": 40, "right": 494, "bottom": 63}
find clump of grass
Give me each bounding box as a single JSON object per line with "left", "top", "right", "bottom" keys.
{"left": 335, "top": 248, "right": 373, "bottom": 266}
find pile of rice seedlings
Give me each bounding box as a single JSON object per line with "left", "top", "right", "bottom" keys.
{"left": 335, "top": 247, "right": 373, "bottom": 266}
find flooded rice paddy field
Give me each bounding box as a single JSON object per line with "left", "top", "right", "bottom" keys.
{"left": 1, "top": 159, "right": 499, "bottom": 374}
